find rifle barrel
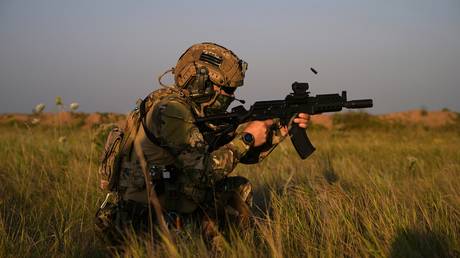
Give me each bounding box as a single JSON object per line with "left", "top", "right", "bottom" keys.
{"left": 345, "top": 99, "right": 373, "bottom": 109}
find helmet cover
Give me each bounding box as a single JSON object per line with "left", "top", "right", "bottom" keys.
{"left": 173, "top": 42, "right": 247, "bottom": 91}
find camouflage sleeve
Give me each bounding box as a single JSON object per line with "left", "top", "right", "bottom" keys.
{"left": 237, "top": 118, "right": 289, "bottom": 164}
{"left": 151, "top": 99, "right": 251, "bottom": 183}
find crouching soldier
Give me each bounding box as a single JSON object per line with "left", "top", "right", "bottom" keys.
{"left": 95, "top": 42, "right": 310, "bottom": 249}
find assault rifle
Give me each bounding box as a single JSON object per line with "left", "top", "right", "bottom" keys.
{"left": 195, "top": 82, "right": 373, "bottom": 159}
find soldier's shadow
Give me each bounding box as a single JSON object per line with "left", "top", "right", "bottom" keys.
{"left": 389, "top": 228, "right": 456, "bottom": 258}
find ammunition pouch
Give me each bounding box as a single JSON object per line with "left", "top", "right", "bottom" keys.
{"left": 149, "top": 164, "right": 179, "bottom": 196}
{"left": 149, "top": 164, "right": 205, "bottom": 213}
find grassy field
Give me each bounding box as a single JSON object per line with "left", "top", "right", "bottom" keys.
{"left": 0, "top": 115, "right": 459, "bottom": 257}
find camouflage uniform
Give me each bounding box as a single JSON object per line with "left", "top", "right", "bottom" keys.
{"left": 117, "top": 87, "right": 285, "bottom": 224}
{"left": 99, "top": 43, "right": 287, "bottom": 243}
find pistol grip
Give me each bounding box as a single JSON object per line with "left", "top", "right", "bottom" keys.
{"left": 289, "top": 124, "right": 315, "bottom": 159}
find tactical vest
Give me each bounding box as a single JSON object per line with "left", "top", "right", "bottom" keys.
{"left": 98, "top": 87, "right": 185, "bottom": 193}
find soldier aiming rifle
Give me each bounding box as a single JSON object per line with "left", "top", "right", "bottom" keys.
{"left": 95, "top": 42, "right": 373, "bottom": 250}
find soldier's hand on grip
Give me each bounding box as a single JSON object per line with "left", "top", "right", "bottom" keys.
{"left": 243, "top": 119, "right": 274, "bottom": 147}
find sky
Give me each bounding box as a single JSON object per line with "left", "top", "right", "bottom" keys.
{"left": 0, "top": 0, "right": 459, "bottom": 114}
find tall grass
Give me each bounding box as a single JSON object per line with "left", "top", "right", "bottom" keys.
{"left": 0, "top": 119, "right": 459, "bottom": 257}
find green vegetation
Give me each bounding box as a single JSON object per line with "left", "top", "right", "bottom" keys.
{"left": 0, "top": 118, "right": 459, "bottom": 257}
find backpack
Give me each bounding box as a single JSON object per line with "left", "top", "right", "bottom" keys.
{"left": 98, "top": 112, "right": 140, "bottom": 192}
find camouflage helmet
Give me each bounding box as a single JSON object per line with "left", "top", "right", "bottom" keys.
{"left": 173, "top": 42, "right": 248, "bottom": 95}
